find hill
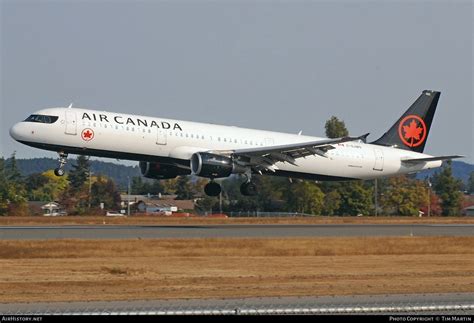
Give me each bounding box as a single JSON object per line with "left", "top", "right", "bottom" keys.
{"left": 8, "top": 157, "right": 474, "bottom": 189}
{"left": 14, "top": 157, "right": 141, "bottom": 189}
{"left": 416, "top": 160, "right": 473, "bottom": 184}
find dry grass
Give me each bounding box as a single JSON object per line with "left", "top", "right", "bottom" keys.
{"left": 1, "top": 215, "right": 473, "bottom": 226}
{"left": 0, "top": 237, "right": 473, "bottom": 259}
{"left": 0, "top": 237, "right": 473, "bottom": 303}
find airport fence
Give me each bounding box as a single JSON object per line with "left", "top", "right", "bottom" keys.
{"left": 199, "top": 211, "right": 315, "bottom": 217}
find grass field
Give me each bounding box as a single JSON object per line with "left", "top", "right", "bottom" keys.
{"left": 1, "top": 236, "right": 473, "bottom": 303}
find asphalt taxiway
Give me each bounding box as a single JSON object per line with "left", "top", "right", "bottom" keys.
{"left": 1, "top": 293, "right": 473, "bottom": 315}
{"left": 1, "top": 223, "right": 473, "bottom": 240}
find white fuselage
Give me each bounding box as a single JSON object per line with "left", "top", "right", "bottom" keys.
{"left": 9, "top": 107, "right": 442, "bottom": 181}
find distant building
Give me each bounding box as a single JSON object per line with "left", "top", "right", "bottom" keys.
{"left": 41, "top": 202, "right": 67, "bottom": 216}
{"left": 462, "top": 205, "right": 474, "bottom": 216}
{"left": 120, "top": 194, "right": 195, "bottom": 214}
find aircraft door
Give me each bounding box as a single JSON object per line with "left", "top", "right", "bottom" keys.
{"left": 373, "top": 148, "right": 384, "bottom": 171}
{"left": 65, "top": 110, "right": 77, "bottom": 135}
{"left": 156, "top": 129, "right": 167, "bottom": 145}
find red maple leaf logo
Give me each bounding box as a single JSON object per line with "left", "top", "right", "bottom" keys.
{"left": 398, "top": 115, "right": 427, "bottom": 148}
{"left": 81, "top": 128, "right": 94, "bottom": 141}
{"left": 403, "top": 120, "right": 423, "bottom": 142}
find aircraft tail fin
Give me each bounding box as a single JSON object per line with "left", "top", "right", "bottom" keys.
{"left": 372, "top": 90, "right": 440, "bottom": 153}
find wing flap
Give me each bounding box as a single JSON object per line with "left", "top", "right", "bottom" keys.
{"left": 231, "top": 133, "right": 369, "bottom": 157}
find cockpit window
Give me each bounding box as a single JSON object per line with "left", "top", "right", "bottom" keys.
{"left": 24, "top": 114, "right": 59, "bottom": 124}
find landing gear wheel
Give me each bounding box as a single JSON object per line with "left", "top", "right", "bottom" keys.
{"left": 204, "top": 181, "right": 222, "bottom": 197}
{"left": 54, "top": 152, "right": 68, "bottom": 177}
{"left": 240, "top": 181, "right": 257, "bottom": 196}
{"left": 54, "top": 168, "right": 65, "bottom": 177}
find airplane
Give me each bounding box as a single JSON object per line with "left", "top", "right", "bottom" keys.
{"left": 9, "top": 90, "right": 462, "bottom": 196}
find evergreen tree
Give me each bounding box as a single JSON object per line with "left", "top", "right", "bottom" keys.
{"left": 60, "top": 156, "right": 90, "bottom": 214}
{"left": 175, "top": 176, "right": 195, "bottom": 199}
{"left": 0, "top": 154, "right": 28, "bottom": 215}
{"left": 325, "top": 116, "right": 349, "bottom": 138}
{"left": 431, "top": 162, "right": 463, "bottom": 216}
{"left": 90, "top": 176, "right": 121, "bottom": 210}
{"left": 468, "top": 172, "right": 474, "bottom": 195}
{"left": 131, "top": 176, "right": 163, "bottom": 195}
{"left": 68, "top": 156, "right": 90, "bottom": 192}
{"left": 5, "top": 152, "right": 23, "bottom": 183}
{"left": 0, "top": 157, "right": 8, "bottom": 214}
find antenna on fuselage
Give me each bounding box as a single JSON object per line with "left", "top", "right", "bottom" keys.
{"left": 67, "top": 103, "right": 73, "bottom": 109}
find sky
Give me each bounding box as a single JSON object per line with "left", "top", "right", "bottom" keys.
{"left": 1, "top": 0, "right": 473, "bottom": 165}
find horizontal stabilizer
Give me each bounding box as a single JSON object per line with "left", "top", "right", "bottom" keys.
{"left": 401, "top": 155, "right": 463, "bottom": 164}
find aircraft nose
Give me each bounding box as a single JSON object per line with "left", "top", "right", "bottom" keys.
{"left": 9, "top": 122, "right": 26, "bottom": 141}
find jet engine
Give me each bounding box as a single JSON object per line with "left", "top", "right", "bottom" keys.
{"left": 139, "top": 161, "right": 190, "bottom": 180}
{"left": 190, "top": 152, "right": 246, "bottom": 178}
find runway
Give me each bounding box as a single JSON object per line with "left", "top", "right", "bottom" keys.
{"left": 1, "top": 223, "right": 473, "bottom": 239}
{"left": 1, "top": 293, "right": 473, "bottom": 315}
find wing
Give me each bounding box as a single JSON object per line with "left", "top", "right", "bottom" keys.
{"left": 210, "top": 133, "right": 369, "bottom": 173}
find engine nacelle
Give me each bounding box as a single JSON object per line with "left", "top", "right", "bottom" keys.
{"left": 139, "top": 161, "right": 190, "bottom": 180}
{"left": 190, "top": 152, "right": 246, "bottom": 178}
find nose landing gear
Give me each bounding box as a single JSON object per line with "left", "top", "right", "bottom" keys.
{"left": 54, "top": 152, "right": 68, "bottom": 177}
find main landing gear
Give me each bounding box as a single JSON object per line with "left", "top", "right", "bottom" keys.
{"left": 203, "top": 177, "right": 258, "bottom": 197}
{"left": 240, "top": 181, "right": 257, "bottom": 196}
{"left": 54, "top": 152, "right": 68, "bottom": 177}
{"left": 204, "top": 181, "right": 221, "bottom": 197}
{"left": 240, "top": 172, "right": 257, "bottom": 196}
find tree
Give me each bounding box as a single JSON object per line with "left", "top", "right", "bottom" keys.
{"left": 325, "top": 116, "right": 349, "bottom": 138}
{"left": 175, "top": 176, "right": 195, "bottom": 200}
{"left": 321, "top": 190, "right": 342, "bottom": 216}
{"left": 160, "top": 178, "right": 179, "bottom": 194}
{"left": 68, "top": 156, "right": 90, "bottom": 192}
{"left": 380, "top": 176, "right": 428, "bottom": 216}
{"left": 431, "top": 162, "right": 463, "bottom": 216}
{"left": 0, "top": 157, "right": 9, "bottom": 214}
{"left": 5, "top": 152, "right": 23, "bottom": 183}
{"left": 338, "top": 181, "right": 373, "bottom": 216}
{"left": 61, "top": 156, "right": 91, "bottom": 214}
{"left": 0, "top": 154, "right": 28, "bottom": 215}
{"left": 286, "top": 181, "right": 324, "bottom": 215}
{"left": 131, "top": 176, "right": 163, "bottom": 195}
{"left": 90, "top": 176, "right": 121, "bottom": 210}
{"left": 26, "top": 171, "right": 69, "bottom": 201}
{"left": 468, "top": 172, "right": 474, "bottom": 195}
